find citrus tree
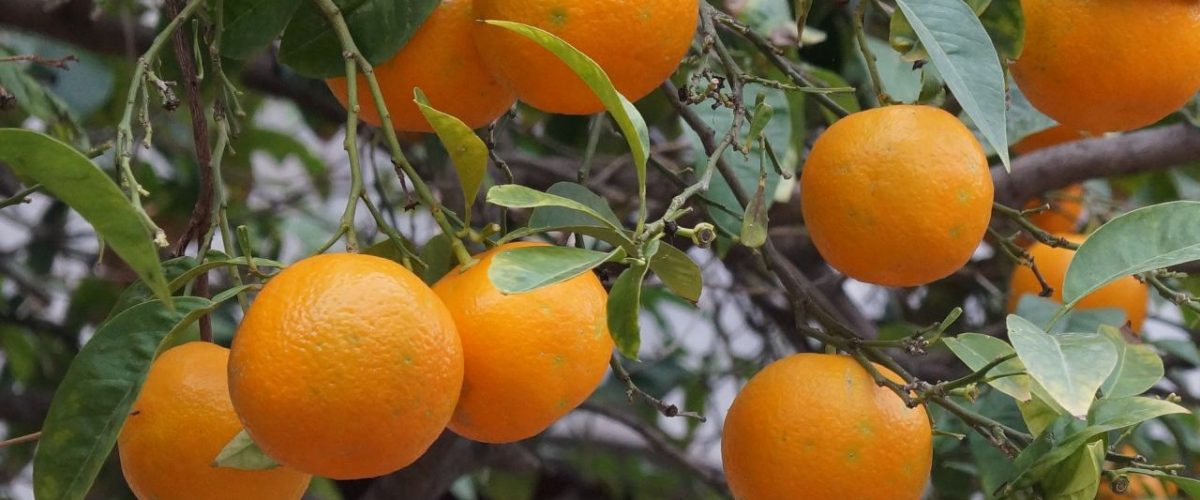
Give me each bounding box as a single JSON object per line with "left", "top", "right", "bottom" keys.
{"left": 1, "top": 0, "right": 1200, "bottom": 498}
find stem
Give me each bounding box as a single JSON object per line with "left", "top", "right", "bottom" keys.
{"left": 993, "top": 202, "right": 1079, "bottom": 249}
{"left": 610, "top": 356, "right": 706, "bottom": 421}
{"left": 0, "top": 184, "right": 41, "bottom": 209}
{"left": 851, "top": 0, "right": 888, "bottom": 105}
{"left": 0, "top": 431, "right": 41, "bottom": 448}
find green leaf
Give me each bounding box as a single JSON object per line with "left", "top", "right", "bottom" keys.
{"left": 1098, "top": 326, "right": 1163, "bottom": 399}
{"left": 1015, "top": 295, "right": 1126, "bottom": 334}
{"left": 1116, "top": 468, "right": 1200, "bottom": 497}
{"left": 1063, "top": 201, "right": 1200, "bottom": 305}
{"left": 221, "top": 0, "right": 303, "bottom": 60}
{"left": 889, "top": 0, "right": 990, "bottom": 61}
{"left": 488, "top": 246, "right": 619, "bottom": 294}
{"left": 213, "top": 430, "right": 279, "bottom": 470}
{"left": 1006, "top": 77, "right": 1057, "bottom": 147}
{"left": 483, "top": 20, "right": 649, "bottom": 195}
{"left": 608, "top": 260, "right": 651, "bottom": 360}
{"left": 487, "top": 185, "right": 625, "bottom": 235}
{"left": 894, "top": 0, "right": 1010, "bottom": 170}
{"left": 414, "top": 88, "right": 488, "bottom": 224}
{"left": 648, "top": 243, "right": 702, "bottom": 304}
{"left": 499, "top": 224, "right": 632, "bottom": 251}
{"left": 1007, "top": 315, "right": 1117, "bottom": 416}
{"left": 0, "top": 326, "right": 36, "bottom": 383}
{"left": 740, "top": 169, "right": 769, "bottom": 249}
{"left": 279, "top": 0, "right": 439, "bottom": 78}
{"left": 743, "top": 96, "right": 775, "bottom": 151}
{"left": 943, "top": 333, "right": 1030, "bottom": 401}
{"left": 32, "top": 298, "right": 211, "bottom": 500}
{"left": 0, "top": 129, "right": 170, "bottom": 304}
{"left": 418, "top": 233, "right": 454, "bottom": 284}
{"left": 1017, "top": 392, "right": 1063, "bottom": 437}
{"left": 978, "top": 0, "right": 1024, "bottom": 62}
{"left": 528, "top": 182, "right": 622, "bottom": 230}
{"left": 1039, "top": 440, "right": 1103, "bottom": 500}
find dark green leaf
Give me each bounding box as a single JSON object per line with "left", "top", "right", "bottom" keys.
{"left": 894, "top": 0, "right": 1010, "bottom": 170}
{"left": 528, "top": 182, "right": 622, "bottom": 230}
{"left": 1007, "top": 315, "right": 1116, "bottom": 416}
{"left": 32, "top": 297, "right": 211, "bottom": 500}
{"left": 488, "top": 246, "right": 619, "bottom": 294}
{"left": 213, "top": 430, "right": 279, "bottom": 470}
{"left": 978, "top": 0, "right": 1024, "bottom": 62}
{"left": 1063, "top": 201, "right": 1200, "bottom": 305}
{"left": 279, "top": 0, "right": 439, "bottom": 78}
{"left": 414, "top": 88, "right": 488, "bottom": 224}
{"left": 222, "top": 0, "right": 303, "bottom": 60}
{"left": 418, "top": 233, "right": 454, "bottom": 285}
{"left": 648, "top": 243, "right": 702, "bottom": 304}
{"left": 608, "top": 261, "right": 651, "bottom": 360}
{"left": 0, "top": 326, "right": 36, "bottom": 382}
{"left": 487, "top": 185, "right": 625, "bottom": 235}
{"left": 484, "top": 20, "right": 649, "bottom": 195}
{"left": 0, "top": 129, "right": 170, "bottom": 304}
{"left": 1099, "top": 326, "right": 1163, "bottom": 399}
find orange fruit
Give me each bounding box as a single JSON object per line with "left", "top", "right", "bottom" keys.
{"left": 229, "top": 254, "right": 463, "bottom": 479}
{"left": 472, "top": 0, "right": 698, "bottom": 115}
{"left": 800, "top": 105, "right": 993, "bottom": 287}
{"left": 721, "top": 353, "right": 932, "bottom": 500}
{"left": 118, "top": 342, "right": 311, "bottom": 500}
{"left": 433, "top": 241, "right": 613, "bottom": 443}
{"left": 1011, "top": 125, "right": 1085, "bottom": 156}
{"left": 1011, "top": 0, "right": 1200, "bottom": 133}
{"left": 1007, "top": 234, "right": 1149, "bottom": 332}
{"left": 327, "top": 0, "right": 515, "bottom": 132}
{"left": 1012, "top": 127, "right": 1088, "bottom": 238}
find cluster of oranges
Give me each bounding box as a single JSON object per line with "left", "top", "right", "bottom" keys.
{"left": 327, "top": 0, "right": 699, "bottom": 132}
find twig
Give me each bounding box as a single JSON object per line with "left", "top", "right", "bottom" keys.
{"left": 168, "top": 0, "right": 215, "bottom": 258}
{"left": 851, "top": 0, "right": 888, "bottom": 105}
{"left": 0, "top": 431, "right": 41, "bottom": 448}
{"left": 0, "top": 184, "right": 41, "bottom": 209}
{"left": 0, "top": 54, "right": 76, "bottom": 69}
{"left": 610, "top": 356, "right": 706, "bottom": 421}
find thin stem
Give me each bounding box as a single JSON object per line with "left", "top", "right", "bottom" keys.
{"left": 851, "top": 0, "right": 889, "bottom": 105}
{"left": 0, "top": 184, "right": 41, "bottom": 209}
{"left": 0, "top": 431, "right": 41, "bottom": 448}
{"left": 993, "top": 202, "right": 1080, "bottom": 249}
{"left": 610, "top": 356, "right": 706, "bottom": 421}
{"left": 578, "top": 113, "right": 604, "bottom": 183}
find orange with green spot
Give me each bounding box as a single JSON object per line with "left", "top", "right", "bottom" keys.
{"left": 721, "top": 353, "right": 932, "bottom": 499}
{"left": 433, "top": 241, "right": 613, "bottom": 443}
{"left": 472, "top": 0, "right": 699, "bottom": 115}
{"left": 800, "top": 105, "right": 993, "bottom": 287}
{"left": 229, "top": 253, "right": 463, "bottom": 479}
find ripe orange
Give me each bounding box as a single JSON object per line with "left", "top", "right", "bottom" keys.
{"left": 472, "top": 0, "right": 698, "bottom": 115}
{"left": 1007, "top": 234, "right": 1149, "bottom": 332}
{"left": 433, "top": 241, "right": 613, "bottom": 443}
{"left": 327, "top": 0, "right": 515, "bottom": 132}
{"left": 1011, "top": 125, "right": 1084, "bottom": 156}
{"left": 1011, "top": 0, "right": 1200, "bottom": 133}
{"left": 118, "top": 342, "right": 311, "bottom": 500}
{"left": 229, "top": 254, "right": 463, "bottom": 479}
{"left": 800, "top": 105, "right": 993, "bottom": 287}
{"left": 721, "top": 353, "right": 932, "bottom": 500}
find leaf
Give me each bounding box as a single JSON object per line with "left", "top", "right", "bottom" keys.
{"left": 1117, "top": 469, "right": 1200, "bottom": 497}
{"left": 1015, "top": 295, "right": 1126, "bottom": 334}
{"left": 221, "top": 0, "right": 304, "bottom": 60}
{"left": 648, "top": 243, "right": 702, "bottom": 304}
{"left": 894, "top": 0, "right": 1010, "bottom": 170}
{"left": 1007, "top": 315, "right": 1117, "bottom": 416}
{"left": 608, "top": 260, "right": 651, "bottom": 360}
{"left": 740, "top": 169, "right": 769, "bottom": 249}
{"left": 498, "top": 224, "right": 632, "bottom": 251}
{"left": 484, "top": 20, "right": 649, "bottom": 197}
{"left": 488, "top": 246, "right": 619, "bottom": 294}
{"left": 1152, "top": 338, "right": 1200, "bottom": 366}
{"left": 943, "top": 333, "right": 1030, "bottom": 401}
{"left": 978, "top": 0, "right": 1025, "bottom": 62}
{"left": 1017, "top": 392, "right": 1063, "bottom": 437}
{"left": 1063, "top": 201, "right": 1200, "bottom": 305}
{"left": 487, "top": 185, "right": 625, "bottom": 235}
{"left": 418, "top": 233, "right": 454, "bottom": 284}
{"left": 213, "top": 430, "right": 279, "bottom": 470}
{"left": 413, "top": 88, "right": 488, "bottom": 224}
{"left": 743, "top": 96, "right": 775, "bottom": 151}
{"left": 889, "top": 0, "right": 990, "bottom": 61}
{"left": 279, "top": 0, "right": 439, "bottom": 78}
{"left": 528, "top": 182, "right": 622, "bottom": 230}
{"left": 0, "top": 129, "right": 170, "bottom": 304}
{"left": 1039, "top": 440, "right": 1103, "bottom": 500}
{"left": 1098, "top": 326, "right": 1163, "bottom": 399}
{"left": 32, "top": 298, "right": 211, "bottom": 500}
{"left": 1006, "top": 77, "right": 1057, "bottom": 147}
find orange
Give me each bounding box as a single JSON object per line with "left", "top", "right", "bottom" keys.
{"left": 721, "top": 353, "right": 932, "bottom": 500}
{"left": 1012, "top": 127, "right": 1087, "bottom": 237}
{"left": 800, "top": 105, "right": 993, "bottom": 287}
{"left": 327, "top": 0, "right": 515, "bottom": 132}
{"left": 1011, "top": 125, "right": 1085, "bottom": 156}
{"left": 1011, "top": 0, "right": 1200, "bottom": 133}
{"left": 118, "top": 342, "right": 311, "bottom": 500}
{"left": 1007, "top": 234, "right": 1149, "bottom": 332}
{"left": 472, "top": 0, "right": 698, "bottom": 115}
{"left": 229, "top": 254, "right": 463, "bottom": 479}
{"left": 433, "top": 241, "right": 613, "bottom": 443}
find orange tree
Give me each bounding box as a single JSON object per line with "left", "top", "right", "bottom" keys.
{"left": 2, "top": 0, "right": 1200, "bottom": 498}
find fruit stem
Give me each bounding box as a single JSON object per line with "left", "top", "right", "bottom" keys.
{"left": 850, "top": 0, "right": 891, "bottom": 106}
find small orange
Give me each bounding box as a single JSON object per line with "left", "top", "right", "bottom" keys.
{"left": 721, "top": 353, "right": 932, "bottom": 500}
{"left": 1007, "top": 234, "right": 1149, "bottom": 332}
{"left": 1012, "top": 0, "right": 1200, "bottom": 133}
{"left": 229, "top": 254, "right": 463, "bottom": 479}
{"left": 433, "top": 242, "right": 613, "bottom": 443}
{"left": 800, "top": 105, "right": 993, "bottom": 287}
{"left": 118, "top": 342, "right": 311, "bottom": 500}
{"left": 327, "top": 0, "right": 516, "bottom": 132}
{"left": 472, "top": 0, "right": 698, "bottom": 115}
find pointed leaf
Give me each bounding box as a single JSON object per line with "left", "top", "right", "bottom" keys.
{"left": 943, "top": 333, "right": 1030, "bottom": 401}
{"left": 648, "top": 243, "right": 702, "bottom": 304}
{"left": 0, "top": 129, "right": 170, "bottom": 304}
{"left": 483, "top": 20, "right": 649, "bottom": 193}
{"left": 740, "top": 170, "right": 769, "bottom": 249}
{"left": 33, "top": 298, "right": 211, "bottom": 500}
{"left": 1007, "top": 315, "right": 1117, "bottom": 416}
{"left": 1064, "top": 201, "right": 1200, "bottom": 305}
{"left": 280, "top": 0, "right": 439, "bottom": 78}
{"left": 528, "top": 182, "right": 622, "bottom": 230}
{"left": 894, "top": 0, "right": 1009, "bottom": 170}
{"left": 608, "top": 262, "right": 651, "bottom": 360}
{"left": 743, "top": 96, "right": 774, "bottom": 151}
{"left": 221, "top": 0, "right": 303, "bottom": 60}
{"left": 487, "top": 184, "right": 625, "bottom": 235}
{"left": 489, "top": 246, "right": 619, "bottom": 294}
{"left": 213, "top": 430, "right": 280, "bottom": 470}
{"left": 1099, "top": 326, "right": 1164, "bottom": 399}
{"left": 414, "top": 88, "right": 488, "bottom": 224}
{"left": 1039, "top": 440, "right": 1102, "bottom": 500}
